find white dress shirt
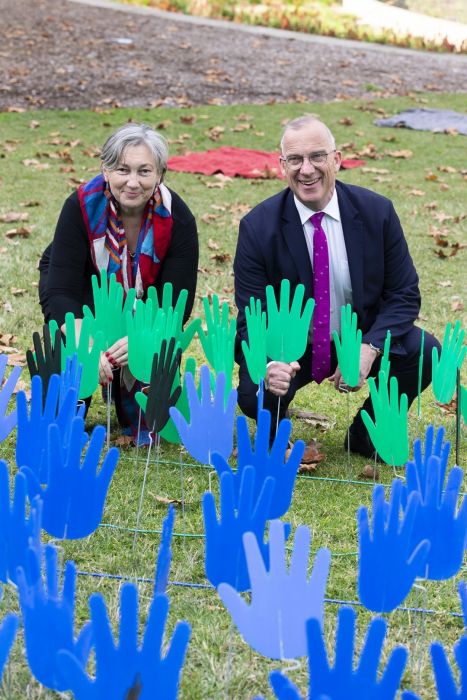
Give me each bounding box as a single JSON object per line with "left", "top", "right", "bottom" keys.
{"left": 294, "top": 190, "right": 353, "bottom": 335}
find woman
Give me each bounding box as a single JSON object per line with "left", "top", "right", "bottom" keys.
{"left": 39, "top": 122, "right": 198, "bottom": 442}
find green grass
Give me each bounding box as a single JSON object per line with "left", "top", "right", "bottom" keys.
{"left": 0, "top": 94, "right": 466, "bottom": 698}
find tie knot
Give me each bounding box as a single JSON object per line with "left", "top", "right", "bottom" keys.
{"left": 310, "top": 212, "right": 325, "bottom": 229}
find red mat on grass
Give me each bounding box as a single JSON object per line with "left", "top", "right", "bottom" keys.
{"left": 168, "top": 147, "right": 365, "bottom": 179}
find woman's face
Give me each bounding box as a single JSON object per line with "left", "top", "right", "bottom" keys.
{"left": 102, "top": 143, "right": 160, "bottom": 216}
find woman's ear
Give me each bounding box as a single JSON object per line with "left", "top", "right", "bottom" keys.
{"left": 101, "top": 165, "right": 109, "bottom": 183}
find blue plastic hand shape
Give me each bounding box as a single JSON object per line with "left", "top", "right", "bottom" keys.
{"left": 406, "top": 456, "right": 467, "bottom": 580}
{"left": 265, "top": 279, "right": 315, "bottom": 363}
{"left": 17, "top": 544, "right": 93, "bottom": 691}
{"left": 431, "top": 637, "right": 467, "bottom": 700}
{"left": 268, "top": 670, "right": 302, "bottom": 699}
{"left": 211, "top": 410, "right": 304, "bottom": 519}
{"left": 0, "top": 354, "right": 21, "bottom": 443}
{"left": 432, "top": 320, "right": 466, "bottom": 405}
{"left": 405, "top": 425, "right": 451, "bottom": 505}
{"left": 16, "top": 374, "right": 88, "bottom": 483}
{"left": 306, "top": 606, "right": 408, "bottom": 699}
{"left": 0, "top": 461, "right": 42, "bottom": 585}
{"left": 154, "top": 504, "right": 175, "bottom": 595}
{"left": 83, "top": 271, "right": 136, "bottom": 349}
{"left": 218, "top": 520, "right": 331, "bottom": 659}
{"left": 22, "top": 417, "right": 119, "bottom": 539}
{"left": 0, "top": 605, "right": 18, "bottom": 682}
{"left": 203, "top": 466, "right": 275, "bottom": 591}
{"left": 357, "top": 479, "right": 430, "bottom": 612}
{"left": 57, "top": 584, "right": 191, "bottom": 700}
{"left": 170, "top": 365, "right": 237, "bottom": 465}
{"left": 361, "top": 371, "right": 409, "bottom": 466}
{"left": 59, "top": 353, "right": 83, "bottom": 409}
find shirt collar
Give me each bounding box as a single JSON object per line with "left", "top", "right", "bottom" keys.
{"left": 293, "top": 189, "right": 341, "bottom": 226}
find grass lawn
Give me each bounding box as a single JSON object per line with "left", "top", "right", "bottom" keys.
{"left": 0, "top": 92, "right": 466, "bottom": 698}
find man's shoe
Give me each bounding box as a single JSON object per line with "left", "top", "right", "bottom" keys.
{"left": 344, "top": 422, "right": 385, "bottom": 464}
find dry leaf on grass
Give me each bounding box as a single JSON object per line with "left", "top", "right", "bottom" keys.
{"left": 7, "top": 353, "right": 26, "bottom": 366}
{"left": 0, "top": 333, "right": 17, "bottom": 348}
{"left": 438, "top": 280, "right": 452, "bottom": 287}
{"left": 451, "top": 297, "right": 464, "bottom": 312}
{"left": 0, "top": 212, "right": 29, "bottom": 223}
{"left": 114, "top": 435, "right": 135, "bottom": 448}
{"left": 211, "top": 252, "right": 232, "bottom": 263}
{"left": 409, "top": 189, "right": 425, "bottom": 197}
{"left": 153, "top": 494, "right": 182, "bottom": 506}
{"left": 386, "top": 150, "right": 413, "bottom": 159}
{"left": 208, "top": 238, "right": 219, "bottom": 250}
{"left": 359, "top": 464, "right": 380, "bottom": 480}
{"left": 5, "top": 226, "right": 33, "bottom": 238}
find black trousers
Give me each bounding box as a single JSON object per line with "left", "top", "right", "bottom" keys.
{"left": 237, "top": 326, "right": 440, "bottom": 429}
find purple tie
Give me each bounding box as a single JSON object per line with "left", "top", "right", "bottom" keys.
{"left": 311, "top": 212, "right": 330, "bottom": 383}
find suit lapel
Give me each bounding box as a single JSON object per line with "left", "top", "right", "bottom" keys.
{"left": 281, "top": 190, "right": 313, "bottom": 298}
{"left": 336, "top": 182, "right": 365, "bottom": 319}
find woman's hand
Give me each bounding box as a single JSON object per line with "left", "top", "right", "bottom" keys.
{"left": 105, "top": 337, "right": 129, "bottom": 368}
{"left": 99, "top": 352, "right": 114, "bottom": 386}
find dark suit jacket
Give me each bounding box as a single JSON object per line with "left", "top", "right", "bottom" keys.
{"left": 234, "top": 180, "right": 421, "bottom": 361}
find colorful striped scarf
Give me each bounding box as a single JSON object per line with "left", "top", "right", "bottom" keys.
{"left": 77, "top": 173, "right": 173, "bottom": 297}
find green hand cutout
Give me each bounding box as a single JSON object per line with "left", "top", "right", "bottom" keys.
{"left": 83, "top": 271, "right": 136, "bottom": 348}
{"left": 160, "top": 357, "right": 197, "bottom": 444}
{"left": 265, "top": 279, "right": 315, "bottom": 362}
{"left": 361, "top": 370, "right": 409, "bottom": 466}
{"left": 241, "top": 297, "right": 267, "bottom": 385}
{"left": 198, "top": 295, "right": 236, "bottom": 401}
{"left": 127, "top": 299, "right": 179, "bottom": 383}
{"left": 380, "top": 330, "right": 391, "bottom": 379}
{"left": 61, "top": 313, "right": 104, "bottom": 399}
{"left": 147, "top": 284, "right": 200, "bottom": 352}
{"left": 332, "top": 304, "right": 362, "bottom": 388}
{"left": 432, "top": 320, "right": 466, "bottom": 404}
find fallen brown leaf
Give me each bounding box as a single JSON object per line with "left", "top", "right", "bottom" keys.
{"left": 409, "top": 189, "right": 425, "bottom": 197}
{"left": 10, "top": 288, "right": 26, "bottom": 296}
{"left": 0, "top": 212, "right": 29, "bottom": 223}
{"left": 211, "top": 252, "right": 232, "bottom": 263}
{"left": 386, "top": 150, "right": 413, "bottom": 159}
{"left": 451, "top": 297, "right": 464, "bottom": 312}
{"left": 208, "top": 238, "right": 219, "bottom": 250}
{"left": 7, "top": 352, "right": 26, "bottom": 366}
{"left": 359, "top": 464, "right": 380, "bottom": 480}
{"left": 5, "top": 226, "right": 33, "bottom": 238}
{"left": 438, "top": 280, "right": 452, "bottom": 287}
{"left": 19, "top": 200, "right": 41, "bottom": 207}
{"left": 0, "top": 333, "right": 17, "bottom": 348}
{"left": 154, "top": 495, "right": 182, "bottom": 506}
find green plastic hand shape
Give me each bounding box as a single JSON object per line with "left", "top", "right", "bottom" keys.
{"left": 198, "top": 295, "right": 236, "bottom": 401}
{"left": 332, "top": 304, "right": 362, "bottom": 388}
{"left": 265, "top": 279, "right": 315, "bottom": 362}
{"left": 380, "top": 329, "right": 391, "bottom": 379}
{"left": 147, "top": 284, "right": 201, "bottom": 352}
{"left": 83, "top": 271, "right": 136, "bottom": 349}
{"left": 160, "top": 357, "right": 196, "bottom": 444}
{"left": 361, "top": 370, "right": 409, "bottom": 466}
{"left": 241, "top": 297, "right": 267, "bottom": 385}
{"left": 127, "top": 299, "right": 179, "bottom": 383}
{"left": 61, "top": 314, "right": 104, "bottom": 399}
{"left": 432, "top": 320, "right": 466, "bottom": 404}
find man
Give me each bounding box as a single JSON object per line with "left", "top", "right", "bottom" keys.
{"left": 234, "top": 115, "right": 440, "bottom": 458}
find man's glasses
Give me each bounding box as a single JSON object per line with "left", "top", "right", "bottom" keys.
{"left": 280, "top": 150, "right": 336, "bottom": 170}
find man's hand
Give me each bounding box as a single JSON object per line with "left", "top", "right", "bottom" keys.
{"left": 266, "top": 361, "right": 300, "bottom": 396}
{"left": 330, "top": 343, "right": 378, "bottom": 392}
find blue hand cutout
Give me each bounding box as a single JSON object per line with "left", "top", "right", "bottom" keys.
{"left": 59, "top": 353, "right": 83, "bottom": 409}
{"left": 57, "top": 584, "right": 191, "bottom": 700}
{"left": 170, "top": 365, "right": 237, "bottom": 465}
{"left": 305, "top": 606, "right": 408, "bottom": 699}
{"left": 0, "top": 604, "right": 18, "bottom": 682}
{"left": 203, "top": 466, "right": 275, "bottom": 591}
{"left": 431, "top": 636, "right": 467, "bottom": 700}
{"left": 16, "top": 374, "right": 85, "bottom": 483}
{"left": 218, "top": 520, "right": 331, "bottom": 659}
{"left": 405, "top": 425, "right": 451, "bottom": 505}
{"left": 0, "top": 461, "right": 42, "bottom": 585}
{"left": 17, "top": 543, "right": 93, "bottom": 691}
{"left": 154, "top": 504, "right": 175, "bottom": 595}
{"left": 406, "top": 456, "right": 467, "bottom": 580}
{"left": 22, "top": 417, "right": 119, "bottom": 539}
{"left": 0, "top": 354, "right": 21, "bottom": 443}
{"left": 211, "top": 410, "right": 304, "bottom": 520}
{"left": 357, "top": 480, "right": 430, "bottom": 612}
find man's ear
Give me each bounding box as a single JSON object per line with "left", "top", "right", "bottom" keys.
{"left": 334, "top": 150, "right": 342, "bottom": 172}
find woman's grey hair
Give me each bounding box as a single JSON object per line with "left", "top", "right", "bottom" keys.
{"left": 100, "top": 123, "right": 169, "bottom": 177}
{"left": 280, "top": 115, "right": 336, "bottom": 153}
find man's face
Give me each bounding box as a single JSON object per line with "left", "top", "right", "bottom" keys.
{"left": 279, "top": 122, "right": 342, "bottom": 211}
